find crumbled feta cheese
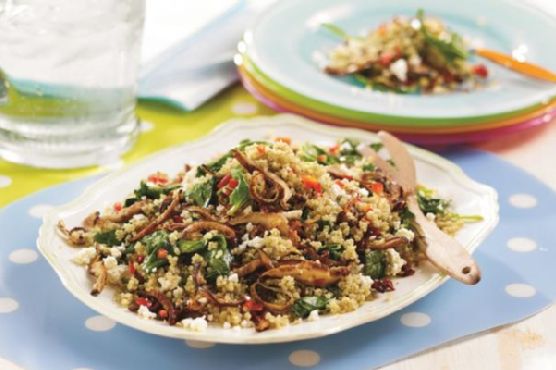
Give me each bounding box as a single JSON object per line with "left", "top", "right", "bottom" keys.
{"left": 395, "top": 227, "right": 415, "bottom": 242}
{"left": 385, "top": 249, "right": 406, "bottom": 276}
{"left": 246, "top": 223, "right": 254, "bottom": 232}
{"left": 426, "top": 212, "right": 436, "bottom": 222}
{"left": 72, "top": 247, "right": 97, "bottom": 266}
{"left": 181, "top": 167, "right": 197, "bottom": 187}
{"left": 103, "top": 256, "right": 126, "bottom": 283}
{"left": 239, "top": 236, "right": 264, "bottom": 249}
{"left": 223, "top": 321, "right": 231, "bottom": 329}
{"left": 138, "top": 305, "right": 157, "bottom": 320}
{"left": 132, "top": 213, "right": 147, "bottom": 221}
{"left": 331, "top": 183, "right": 347, "bottom": 198}
{"left": 182, "top": 316, "right": 208, "bottom": 332}
{"left": 197, "top": 297, "right": 208, "bottom": 305}
{"left": 389, "top": 59, "right": 408, "bottom": 82}
{"left": 307, "top": 310, "right": 320, "bottom": 322}
{"left": 359, "top": 273, "right": 373, "bottom": 290}
{"left": 228, "top": 272, "right": 239, "bottom": 283}
{"left": 110, "top": 247, "right": 122, "bottom": 258}
{"left": 358, "top": 187, "right": 369, "bottom": 197}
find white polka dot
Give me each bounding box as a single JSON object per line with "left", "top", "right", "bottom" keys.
{"left": 0, "top": 358, "right": 25, "bottom": 370}
{"left": 232, "top": 101, "right": 257, "bottom": 115}
{"left": 185, "top": 340, "right": 215, "bottom": 349}
{"left": 139, "top": 121, "right": 154, "bottom": 133}
{"left": 509, "top": 194, "right": 537, "bottom": 208}
{"left": 0, "top": 175, "right": 12, "bottom": 188}
{"left": 0, "top": 297, "right": 19, "bottom": 313}
{"left": 507, "top": 237, "right": 537, "bottom": 253}
{"left": 401, "top": 312, "right": 431, "bottom": 328}
{"left": 9, "top": 249, "right": 38, "bottom": 264}
{"left": 289, "top": 350, "right": 320, "bottom": 368}
{"left": 85, "top": 315, "right": 116, "bottom": 332}
{"left": 28, "top": 204, "right": 54, "bottom": 218}
{"left": 505, "top": 284, "right": 536, "bottom": 298}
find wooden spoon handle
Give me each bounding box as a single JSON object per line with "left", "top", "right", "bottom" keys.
{"left": 475, "top": 48, "right": 556, "bottom": 83}
{"left": 408, "top": 198, "right": 481, "bottom": 285}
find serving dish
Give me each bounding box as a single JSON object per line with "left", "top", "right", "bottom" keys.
{"left": 37, "top": 114, "right": 499, "bottom": 344}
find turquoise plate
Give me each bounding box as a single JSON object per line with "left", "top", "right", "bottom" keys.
{"left": 244, "top": 0, "right": 556, "bottom": 123}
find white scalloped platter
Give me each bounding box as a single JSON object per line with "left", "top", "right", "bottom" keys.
{"left": 37, "top": 114, "right": 499, "bottom": 344}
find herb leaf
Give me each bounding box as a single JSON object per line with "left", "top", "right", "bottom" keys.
{"left": 363, "top": 250, "right": 386, "bottom": 279}
{"left": 292, "top": 296, "right": 329, "bottom": 318}
{"left": 338, "top": 138, "right": 362, "bottom": 164}
{"left": 185, "top": 177, "right": 215, "bottom": 207}
{"left": 142, "top": 231, "right": 171, "bottom": 273}
{"left": 132, "top": 181, "right": 179, "bottom": 202}
{"left": 325, "top": 244, "right": 343, "bottom": 260}
{"left": 228, "top": 167, "right": 251, "bottom": 215}
{"left": 205, "top": 235, "right": 232, "bottom": 282}
{"left": 178, "top": 239, "right": 206, "bottom": 254}
{"left": 94, "top": 230, "right": 120, "bottom": 246}
{"left": 369, "top": 142, "right": 383, "bottom": 152}
{"left": 300, "top": 143, "right": 339, "bottom": 164}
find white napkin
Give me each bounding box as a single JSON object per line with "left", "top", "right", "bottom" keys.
{"left": 138, "top": 0, "right": 255, "bottom": 111}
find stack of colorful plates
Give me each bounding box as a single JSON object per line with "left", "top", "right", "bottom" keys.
{"left": 236, "top": 0, "right": 556, "bottom": 144}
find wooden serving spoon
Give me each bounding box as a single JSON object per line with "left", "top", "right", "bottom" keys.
{"left": 370, "top": 131, "right": 481, "bottom": 285}
{"left": 474, "top": 48, "right": 556, "bottom": 83}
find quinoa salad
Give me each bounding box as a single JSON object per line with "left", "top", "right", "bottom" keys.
{"left": 323, "top": 10, "right": 488, "bottom": 93}
{"left": 58, "top": 137, "right": 481, "bottom": 332}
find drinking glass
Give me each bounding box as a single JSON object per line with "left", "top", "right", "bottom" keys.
{"left": 0, "top": 0, "right": 146, "bottom": 168}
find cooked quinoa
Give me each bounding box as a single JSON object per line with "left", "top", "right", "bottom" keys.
{"left": 59, "top": 137, "right": 480, "bottom": 332}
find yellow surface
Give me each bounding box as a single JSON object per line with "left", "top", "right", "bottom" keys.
{"left": 0, "top": 86, "right": 274, "bottom": 208}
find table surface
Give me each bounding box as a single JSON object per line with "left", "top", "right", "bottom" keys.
{"left": 0, "top": 85, "right": 555, "bottom": 370}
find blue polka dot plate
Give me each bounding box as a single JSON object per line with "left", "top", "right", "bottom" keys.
{"left": 36, "top": 114, "right": 499, "bottom": 344}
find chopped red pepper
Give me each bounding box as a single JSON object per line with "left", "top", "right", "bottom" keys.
{"left": 113, "top": 202, "right": 122, "bottom": 212}
{"left": 243, "top": 299, "right": 264, "bottom": 312}
{"left": 317, "top": 154, "right": 327, "bottom": 163}
{"left": 158, "top": 309, "right": 168, "bottom": 319}
{"left": 128, "top": 260, "right": 135, "bottom": 274}
{"left": 472, "top": 63, "right": 488, "bottom": 78}
{"left": 371, "top": 182, "right": 384, "bottom": 195}
{"left": 228, "top": 178, "right": 239, "bottom": 189}
{"left": 329, "top": 144, "right": 340, "bottom": 155}
{"left": 274, "top": 136, "right": 292, "bottom": 145}
{"left": 135, "top": 297, "right": 151, "bottom": 308}
{"left": 256, "top": 145, "right": 267, "bottom": 155}
{"left": 218, "top": 174, "right": 231, "bottom": 189}
{"left": 147, "top": 173, "right": 169, "bottom": 185}
{"left": 157, "top": 248, "right": 168, "bottom": 259}
{"left": 379, "top": 50, "right": 397, "bottom": 66}
{"left": 302, "top": 175, "right": 323, "bottom": 194}
{"left": 136, "top": 255, "right": 145, "bottom": 263}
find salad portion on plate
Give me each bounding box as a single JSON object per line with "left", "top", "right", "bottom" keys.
{"left": 324, "top": 10, "right": 488, "bottom": 94}
{"left": 57, "top": 123, "right": 482, "bottom": 333}
{"left": 38, "top": 115, "right": 498, "bottom": 343}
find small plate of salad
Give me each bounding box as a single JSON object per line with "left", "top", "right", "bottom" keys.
{"left": 243, "top": 0, "right": 556, "bottom": 121}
